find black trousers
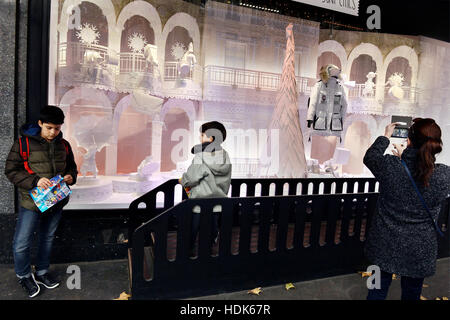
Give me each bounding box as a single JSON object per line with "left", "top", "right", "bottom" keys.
{"left": 367, "top": 270, "right": 424, "bottom": 300}
{"left": 190, "top": 212, "right": 219, "bottom": 249}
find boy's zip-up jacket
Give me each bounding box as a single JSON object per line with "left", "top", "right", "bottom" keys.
{"left": 4, "top": 123, "right": 78, "bottom": 212}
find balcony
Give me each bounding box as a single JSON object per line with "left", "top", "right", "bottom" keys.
{"left": 116, "top": 49, "right": 162, "bottom": 94}
{"left": 203, "top": 65, "right": 314, "bottom": 106}
{"left": 346, "top": 83, "right": 420, "bottom": 115}
{"left": 57, "top": 42, "right": 162, "bottom": 94}
{"left": 55, "top": 44, "right": 420, "bottom": 115}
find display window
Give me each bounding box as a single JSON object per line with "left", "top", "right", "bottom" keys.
{"left": 47, "top": 0, "right": 450, "bottom": 209}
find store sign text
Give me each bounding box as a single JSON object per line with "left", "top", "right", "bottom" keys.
{"left": 291, "top": 0, "right": 360, "bottom": 16}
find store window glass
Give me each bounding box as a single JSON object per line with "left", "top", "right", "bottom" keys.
{"left": 48, "top": 1, "right": 444, "bottom": 210}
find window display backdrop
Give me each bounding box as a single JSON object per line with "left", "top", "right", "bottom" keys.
{"left": 48, "top": 0, "right": 450, "bottom": 209}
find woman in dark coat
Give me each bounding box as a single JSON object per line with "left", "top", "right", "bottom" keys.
{"left": 363, "top": 118, "right": 450, "bottom": 300}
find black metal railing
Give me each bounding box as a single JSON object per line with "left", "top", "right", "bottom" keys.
{"left": 129, "top": 192, "right": 381, "bottom": 299}
{"left": 127, "top": 178, "right": 449, "bottom": 299}
{"left": 128, "top": 177, "right": 380, "bottom": 244}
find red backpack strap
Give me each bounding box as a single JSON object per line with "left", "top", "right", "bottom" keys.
{"left": 19, "top": 136, "right": 35, "bottom": 174}
{"left": 61, "top": 139, "right": 69, "bottom": 154}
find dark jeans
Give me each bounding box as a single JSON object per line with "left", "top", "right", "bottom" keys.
{"left": 190, "top": 211, "right": 219, "bottom": 249}
{"left": 12, "top": 207, "right": 62, "bottom": 278}
{"left": 367, "top": 270, "right": 424, "bottom": 300}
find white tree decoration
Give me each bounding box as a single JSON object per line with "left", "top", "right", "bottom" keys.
{"left": 171, "top": 42, "right": 186, "bottom": 60}
{"left": 76, "top": 23, "right": 100, "bottom": 46}
{"left": 128, "top": 33, "right": 147, "bottom": 53}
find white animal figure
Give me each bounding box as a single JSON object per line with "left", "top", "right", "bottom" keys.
{"left": 363, "top": 72, "right": 377, "bottom": 97}
{"left": 179, "top": 42, "right": 197, "bottom": 78}
{"left": 80, "top": 147, "right": 98, "bottom": 178}
{"left": 143, "top": 44, "right": 158, "bottom": 73}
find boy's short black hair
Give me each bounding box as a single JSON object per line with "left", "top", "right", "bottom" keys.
{"left": 39, "top": 105, "right": 65, "bottom": 125}
{"left": 200, "top": 121, "right": 227, "bottom": 143}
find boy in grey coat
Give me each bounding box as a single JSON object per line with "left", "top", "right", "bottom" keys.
{"left": 180, "top": 121, "right": 232, "bottom": 257}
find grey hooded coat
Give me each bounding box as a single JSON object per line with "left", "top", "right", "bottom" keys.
{"left": 181, "top": 147, "right": 232, "bottom": 213}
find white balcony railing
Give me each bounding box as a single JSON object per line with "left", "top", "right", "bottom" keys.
{"left": 348, "top": 84, "right": 376, "bottom": 99}
{"left": 384, "top": 86, "right": 420, "bottom": 103}
{"left": 56, "top": 44, "right": 419, "bottom": 106}
{"left": 164, "top": 61, "right": 203, "bottom": 83}
{"left": 204, "top": 65, "right": 312, "bottom": 94}
{"left": 58, "top": 42, "right": 110, "bottom": 67}
{"left": 119, "top": 52, "right": 147, "bottom": 73}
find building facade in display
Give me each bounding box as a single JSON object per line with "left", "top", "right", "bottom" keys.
{"left": 47, "top": 0, "right": 450, "bottom": 208}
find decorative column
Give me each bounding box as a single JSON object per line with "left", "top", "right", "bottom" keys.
{"left": 151, "top": 116, "right": 164, "bottom": 166}
{"left": 105, "top": 143, "right": 118, "bottom": 176}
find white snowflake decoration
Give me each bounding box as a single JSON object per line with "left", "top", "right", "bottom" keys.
{"left": 171, "top": 42, "right": 186, "bottom": 60}
{"left": 128, "top": 33, "right": 147, "bottom": 53}
{"left": 76, "top": 23, "right": 100, "bottom": 45}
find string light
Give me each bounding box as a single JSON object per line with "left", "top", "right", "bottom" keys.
{"left": 323, "top": 20, "right": 364, "bottom": 31}
{"left": 240, "top": 2, "right": 279, "bottom": 13}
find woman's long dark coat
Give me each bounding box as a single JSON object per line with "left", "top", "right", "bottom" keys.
{"left": 363, "top": 136, "right": 450, "bottom": 278}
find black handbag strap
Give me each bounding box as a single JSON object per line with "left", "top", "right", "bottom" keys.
{"left": 401, "top": 159, "right": 444, "bottom": 237}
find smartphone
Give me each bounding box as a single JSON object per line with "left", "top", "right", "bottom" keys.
{"left": 391, "top": 116, "right": 412, "bottom": 139}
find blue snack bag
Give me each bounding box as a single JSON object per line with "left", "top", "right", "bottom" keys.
{"left": 29, "top": 175, "right": 72, "bottom": 213}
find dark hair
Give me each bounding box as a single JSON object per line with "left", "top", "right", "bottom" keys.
{"left": 39, "top": 105, "right": 65, "bottom": 125}
{"left": 200, "top": 121, "right": 227, "bottom": 143}
{"left": 408, "top": 118, "right": 443, "bottom": 187}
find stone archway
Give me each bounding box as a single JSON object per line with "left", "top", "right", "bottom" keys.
{"left": 345, "top": 43, "right": 384, "bottom": 102}
{"left": 342, "top": 114, "right": 378, "bottom": 175}
{"left": 59, "top": 87, "right": 113, "bottom": 176}
{"left": 58, "top": 0, "right": 116, "bottom": 45}
{"left": 342, "top": 114, "right": 378, "bottom": 145}
{"left": 159, "top": 12, "right": 201, "bottom": 79}
{"left": 159, "top": 99, "right": 197, "bottom": 172}
{"left": 380, "top": 46, "right": 419, "bottom": 103}
{"left": 115, "top": 1, "right": 163, "bottom": 54}
{"left": 318, "top": 40, "right": 348, "bottom": 74}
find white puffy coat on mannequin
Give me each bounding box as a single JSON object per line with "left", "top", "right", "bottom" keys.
{"left": 307, "top": 65, "right": 348, "bottom": 140}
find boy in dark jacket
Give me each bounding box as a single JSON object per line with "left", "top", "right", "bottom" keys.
{"left": 4, "top": 105, "right": 77, "bottom": 298}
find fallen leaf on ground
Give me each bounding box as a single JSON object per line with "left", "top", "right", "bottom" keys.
{"left": 114, "top": 292, "right": 131, "bottom": 300}
{"left": 422, "top": 284, "right": 429, "bottom": 288}
{"left": 285, "top": 283, "right": 295, "bottom": 290}
{"left": 358, "top": 271, "right": 371, "bottom": 278}
{"left": 420, "top": 295, "right": 427, "bottom": 300}
{"left": 248, "top": 287, "right": 262, "bottom": 295}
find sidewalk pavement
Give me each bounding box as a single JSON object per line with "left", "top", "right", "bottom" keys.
{"left": 0, "top": 258, "right": 448, "bottom": 300}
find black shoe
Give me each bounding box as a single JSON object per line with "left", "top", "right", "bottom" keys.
{"left": 35, "top": 273, "right": 60, "bottom": 289}
{"left": 211, "top": 233, "right": 219, "bottom": 246}
{"left": 18, "top": 274, "right": 40, "bottom": 298}
{"left": 189, "top": 248, "right": 197, "bottom": 259}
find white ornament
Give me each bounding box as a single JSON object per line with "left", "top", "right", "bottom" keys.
{"left": 171, "top": 42, "right": 186, "bottom": 60}
{"left": 386, "top": 73, "right": 405, "bottom": 100}
{"left": 128, "top": 33, "right": 147, "bottom": 53}
{"left": 76, "top": 23, "right": 100, "bottom": 46}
